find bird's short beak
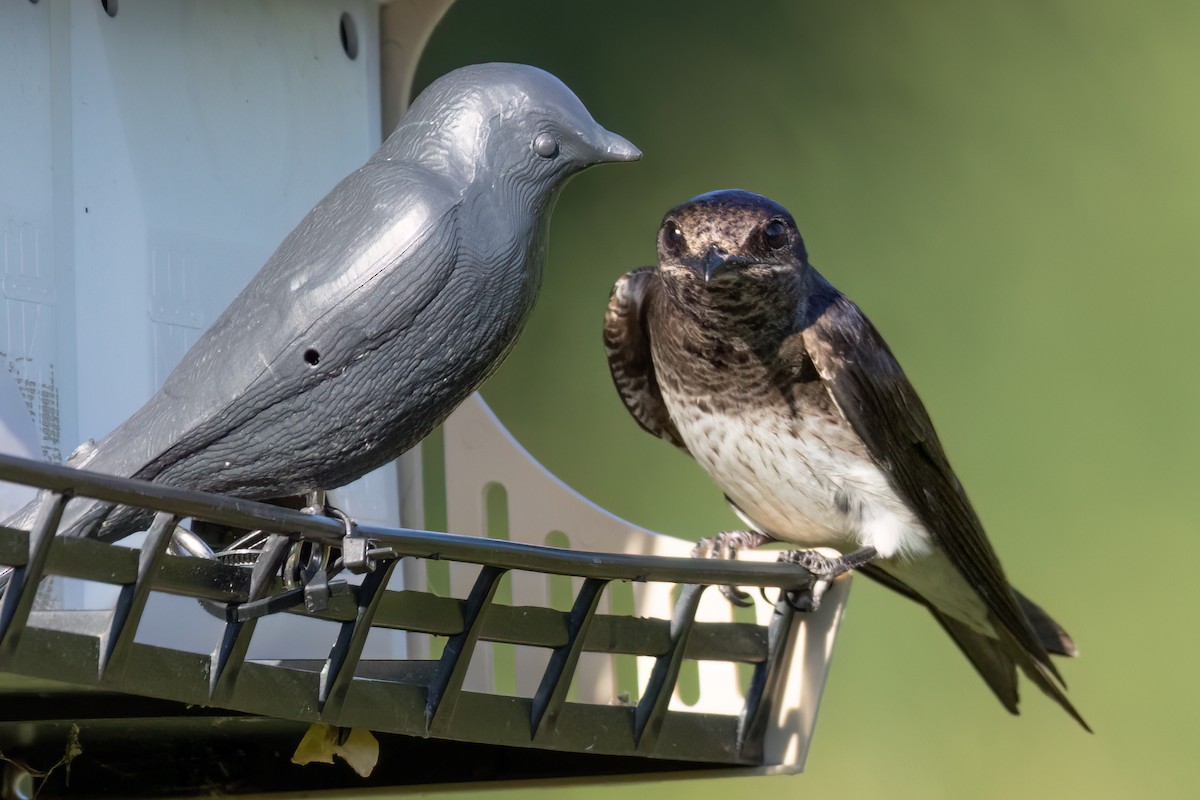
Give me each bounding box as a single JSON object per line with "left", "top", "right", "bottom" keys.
{"left": 590, "top": 129, "right": 641, "bottom": 163}
{"left": 703, "top": 244, "right": 738, "bottom": 283}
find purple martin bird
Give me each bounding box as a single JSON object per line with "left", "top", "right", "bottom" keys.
{"left": 3, "top": 63, "right": 638, "bottom": 545}
{"left": 604, "top": 189, "right": 1087, "bottom": 729}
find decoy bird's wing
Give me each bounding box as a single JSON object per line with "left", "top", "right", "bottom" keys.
{"left": 798, "top": 272, "right": 1058, "bottom": 676}
{"left": 604, "top": 267, "right": 687, "bottom": 450}
{"left": 88, "top": 162, "right": 463, "bottom": 481}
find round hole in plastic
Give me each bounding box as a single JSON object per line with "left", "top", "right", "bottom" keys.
{"left": 101, "top": 0, "right": 117, "bottom": 17}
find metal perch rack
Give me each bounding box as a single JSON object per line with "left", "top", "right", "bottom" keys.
{"left": 0, "top": 398, "right": 850, "bottom": 796}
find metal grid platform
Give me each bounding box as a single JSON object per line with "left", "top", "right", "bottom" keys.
{"left": 0, "top": 443, "right": 842, "bottom": 796}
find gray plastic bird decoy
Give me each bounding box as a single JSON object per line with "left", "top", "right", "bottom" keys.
{"left": 4, "top": 62, "right": 639, "bottom": 543}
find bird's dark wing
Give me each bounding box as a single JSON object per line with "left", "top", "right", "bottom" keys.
{"left": 604, "top": 267, "right": 686, "bottom": 449}
{"left": 797, "top": 270, "right": 1060, "bottom": 679}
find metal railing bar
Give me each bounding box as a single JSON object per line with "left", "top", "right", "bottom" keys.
{"left": 247, "top": 534, "right": 291, "bottom": 602}
{"left": 318, "top": 558, "right": 399, "bottom": 718}
{"left": 7, "top": 530, "right": 775, "bottom": 662}
{"left": 140, "top": 549, "right": 249, "bottom": 601}
{"left": 425, "top": 565, "right": 505, "bottom": 736}
{"left": 1, "top": 529, "right": 135, "bottom": 583}
{"left": 736, "top": 595, "right": 798, "bottom": 756}
{"left": 289, "top": 591, "right": 769, "bottom": 663}
{"left": 24, "top": 588, "right": 773, "bottom": 672}
{"left": 209, "top": 618, "right": 257, "bottom": 703}
{"left": 15, "top": 533, "right": 245, "bottom": 599}
{"left": 3, "top": 526, "right": 771, "bottom": 662}
{"left": 530, "top": 577, "right": 607, "bottom": 739}
{"left": 360, "top": 525, "right": 816, "bottom": 590}
{"left": 0, "top": 526, "right": 28, "bottom": 566}
{"left": 338, "top": 684, "right": 750, "bottom": 765}
{"left": 100, "top": 512, "right": 179, "bottom": 679}
{"left": 254, "top": 659, "right": 440, "bottom": 685}
{"left": 0, "top": 454, "right": 342, "bottom": 540}
{"left": 209, "top": 534, "right": 290, "bottom": 702}
{"left": 0, "top": 454, "right": 817, "bottom": 592}
{"left": 584, "top": 615, "right": 766, "bottom": 663}
{"left": 633, "top": 583, "right": 709, "bottom": 751}
{"left": 0, "top": 493, "right": 69, "bottom": 659}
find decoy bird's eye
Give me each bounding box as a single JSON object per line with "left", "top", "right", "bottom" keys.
{"left": 763, "top": 219, "right": 789, "bottom": 250}
{"left": 532, "top": 132, "right": 560, "bottom": 159}
{"left": 662, "top": 220, "right": 686, "bottom": 257}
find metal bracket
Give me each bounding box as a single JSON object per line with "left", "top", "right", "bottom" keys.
{"left": 341, "top": 533, "right": 376, "bottom": 574}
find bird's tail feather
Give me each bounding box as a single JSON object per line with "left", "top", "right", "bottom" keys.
{"left": 931, "top": 612, "right": 1019, "bottom": 713}
{"left": 934, "top": 609, "right": 1090, "bottom": 731}
{"left": 998, "top": 616, "right": 1092, "bottom": 732}
{"left": 859, "top": 564, "right": 1088, "bottom": 730}
{"left": 1012, "top": 587, "right": 1079, "bottom": 657}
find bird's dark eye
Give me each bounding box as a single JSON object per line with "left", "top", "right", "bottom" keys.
{"left": 532, "top": 132, "right": 559, "bottom": 159}
{"left": 763, "top": 219, "right": 789, "bottom": 250}
{"left": 661, "top": 220, "right": 686, "bottom": 257}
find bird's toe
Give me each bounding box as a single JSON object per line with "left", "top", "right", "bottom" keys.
{"left": 720, "top": 584, "right": 755, "bottom": 607}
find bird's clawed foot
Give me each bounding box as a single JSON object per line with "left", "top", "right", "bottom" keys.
{"left": 777, "top": 546, "right": 878, "bottom": 613}
{"left": 691, "top": 530, "right": 773, "bottom": 607}
{"left": 776, "top": 546, "right": 878, "bottom": 580}
{"left": 690, "top": 529, "right": 773, "bottom": 560}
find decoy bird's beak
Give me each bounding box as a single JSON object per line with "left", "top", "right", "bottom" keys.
{"left": 590, "top": 130, "right": 641, "bottom": 163}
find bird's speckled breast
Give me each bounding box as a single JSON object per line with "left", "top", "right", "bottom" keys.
{"left": 652, "top": 341, "right": 866, "bottom": 549}
{"left": 647, "top": 290, "right": 928, "bottom": 557}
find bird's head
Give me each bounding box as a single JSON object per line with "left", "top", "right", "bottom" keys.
{"left": 383, "top": 63, "right": 639, "bottom": 193}
{"left": 656, "top": 189, "right": 809, "bottom": 305}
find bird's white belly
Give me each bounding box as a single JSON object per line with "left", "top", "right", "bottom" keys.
{"left": 673, "top": 406, "right": 933, "bottom": 560}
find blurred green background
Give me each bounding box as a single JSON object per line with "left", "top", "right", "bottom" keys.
{"left": 413, "top": 1, "right": 1197, "bottom": 798}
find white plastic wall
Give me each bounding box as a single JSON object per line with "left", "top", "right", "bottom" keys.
{"left": 0, "top": 0, "right": 405, "bottom": 657}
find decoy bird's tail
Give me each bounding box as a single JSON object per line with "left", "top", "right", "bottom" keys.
{"left": 1, "top": 494, "right": 42, "bottom": 538}
{"left": 2, "top": 489, "right": 127, "bottom": 544}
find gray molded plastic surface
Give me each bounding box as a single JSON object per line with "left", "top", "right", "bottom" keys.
{"left": 5, "top": 62, "right": 638, "bottom": 545}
